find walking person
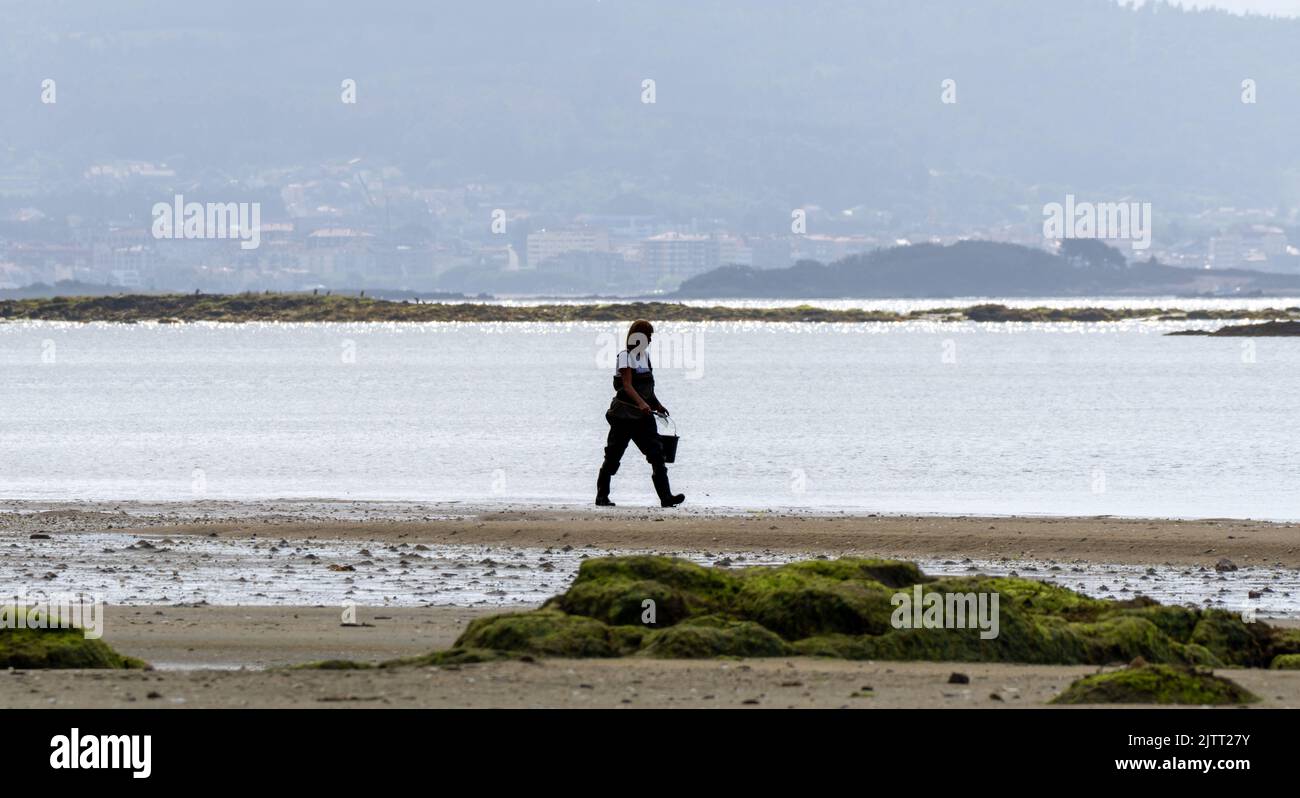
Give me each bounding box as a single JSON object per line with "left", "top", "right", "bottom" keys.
{"left": 595, "top": 320, "right": 685, "bottom": 508}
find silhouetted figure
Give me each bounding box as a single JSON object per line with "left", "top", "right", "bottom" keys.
{"left": 596, "top": 319, "right": 685, "bottom": 508}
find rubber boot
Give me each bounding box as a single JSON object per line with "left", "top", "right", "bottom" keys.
{"left": 595, "top": 465, "right": 616, "bottom": 506}
{"left": 652, "top": 471, "right": 685, "bottom": 508}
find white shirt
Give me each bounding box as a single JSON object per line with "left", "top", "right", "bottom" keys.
{"left": 615, "top": 348, "right": 652, "bottom": 375}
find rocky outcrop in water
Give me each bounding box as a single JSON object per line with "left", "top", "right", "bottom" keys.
{"left": 1169, "top": 320, "right": 1300, "bottom": 337}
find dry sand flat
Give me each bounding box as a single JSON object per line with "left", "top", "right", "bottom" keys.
{"left": 94, "top": 605, "right": 503, "bottom": 669}
{"left": 5, "top": 603, "right": 1300, "bottom": 710}
{"left": 6, "top": 657, "right": 1300, "bottom": 710}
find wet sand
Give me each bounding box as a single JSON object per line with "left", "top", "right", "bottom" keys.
{"left": 5, "top": 500, "right": 1300, "bottom": 708}
{"left": 89, "top": 605, "right": 502, "bottom": 670}
{"left": 5, "top": 499, "right": 1300, "bottom": 567}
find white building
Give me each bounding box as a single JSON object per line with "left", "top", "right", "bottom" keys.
{"left": 640, "top": 232, "right": 720, "bottom": 286}
{"left": 795, "top": 234, "right": 877, "bottom": 264}
{"left": 526, "top": 228, "right": 610, "bottom": 268}
{"left": 1210, "top": 225, "right": 1288, "bottom": 271}
{"left": 717, "top": 235, "right": 753, "bottom": 267}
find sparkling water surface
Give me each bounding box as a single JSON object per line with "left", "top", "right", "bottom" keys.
{"left": 2, "top": 317, "right": 1298, "bottom": 520}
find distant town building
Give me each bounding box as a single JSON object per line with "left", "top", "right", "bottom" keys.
{"left": 1210, "top": 225, "right": 1288, "bottom": 271}
{"left": 795, "top": 234, "right": 876, "bottom": 264}
{"left": 640, "top": 232, "right": 720, "bottom": 286}
{"left": 5, "top": 243, "right": 92, "bottom": 285}
{"left": 535, "top": 250, "right": 627, "bottom": 286}
{"left": 525, "top": 228, "right": 610, "bottom": 268}
{"left": 717, "top": 235, "right": 753, "bottom": 267}
{"left": 83, "top": 161, "right": 176, "bottom": 181}
{"left": 575, "top": 214, "right": 659, "bottom": 245}
{"left": 109, "top": 269, "right": 143, "bottom": 289}
{"left": 750, "top": 236, "right": 795, "bottom": 270}
{"left": 303, "top": 228, "right": 377, "bottom": 283}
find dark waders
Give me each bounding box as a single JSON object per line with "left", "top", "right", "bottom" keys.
{"left": 596, "top": 361, "right": 682, "bottom": 507}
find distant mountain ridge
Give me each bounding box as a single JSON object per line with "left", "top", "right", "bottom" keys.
{"left": 673, "top": 241, "right": 1300, "bottom": 298}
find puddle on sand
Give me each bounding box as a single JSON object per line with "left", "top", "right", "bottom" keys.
{"left": 2, "top": 532, "right": 1296, "bottom": 619}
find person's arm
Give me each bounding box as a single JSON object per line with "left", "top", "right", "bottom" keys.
{"left": 620, "top": 368, "right": 653, "bottom": 414}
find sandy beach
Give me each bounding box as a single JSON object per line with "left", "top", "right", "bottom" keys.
{"left": 0, "top": 603, "right": 1295, "bottom": 709}
{"left": 6, "top": 499, "right": 1300, "bottom": 566}
{"left": 4, "top": 500, "right": 1299, "bottom": 708}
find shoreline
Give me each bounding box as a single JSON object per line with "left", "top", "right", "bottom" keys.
{"left": 5, "top": 499, "right": 1299, "bottom": 567}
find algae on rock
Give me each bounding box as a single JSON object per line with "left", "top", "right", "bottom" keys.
{"left": 318, "top": 555, "right": 1297, "bottom": 671}
{"left": 1051, "top": 663, "right": 1258, "bottom": 705}
{"left": 0, "top": 626, "right": 147, "bottom": 669}
{"left": 442, "top": 556, "right": 1289, "bottom": 666}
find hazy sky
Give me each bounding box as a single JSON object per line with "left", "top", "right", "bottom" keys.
{"left": 4, "top": 0, "right": 1298, "bottom": 235}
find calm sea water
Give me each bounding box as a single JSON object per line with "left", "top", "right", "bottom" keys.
{"left": 2, "top": 317, "right": 1298, "bottom": 519}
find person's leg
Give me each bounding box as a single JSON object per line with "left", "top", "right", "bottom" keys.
{"left": 630, "top": 415, "right": 685, "bottom": 507}
{"left": 597, "top": 417, "right": 633, "bottom": 506}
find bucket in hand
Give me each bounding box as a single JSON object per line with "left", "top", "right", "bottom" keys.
{"left": 655, "top": 413, "right": 680, "bottom": 463}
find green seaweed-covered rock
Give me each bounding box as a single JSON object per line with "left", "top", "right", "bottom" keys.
{"left": 791, "top": 608, "right": 1088, "bottom": 664}
{"left": 0, "top": 627, "right": 147, "bottom": 669}
{"left": 1051, "top": 664, "right": 1259, "bottom": 705}
{"left": 732, "top": 566, "right": 896, "bottom": 640}
{"left": 1118, "top": 603, "right": 1201, "bottom": 642}
{"left": 415, "top": 555, "right": 1294, "bottom": 669}
{"left": 566, "top": 555, "right": 740, "bottom": 595}
{"left": 1189, "top": 610, "right": 1271, "bottom": 666}
{"left": 1267, "top": 628, "right": 1300, "bottom": 659}
{"left": 958, "top": 575, "right": 1112, "bottom": 621}
{"left": 549, "top": 555, "right": 740, "bottom": 627}
{"left": 295, "top": 648, "right": 515, "bottom": 670}
{"left": 454, "top": 610, "right": 643, "bottom": 658}
{"left": 639, "top": 617, "right": 793, "bottom": 658}
{"left": 1076, "top": 616, "right": 1197, "bottom": 666}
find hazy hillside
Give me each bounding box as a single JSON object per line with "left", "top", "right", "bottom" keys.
{"left": 3, "top": 0, "right": 1299, "bottom": 227}
{"left": 674, "top": 241, "right": 1300, "bottom": 297}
